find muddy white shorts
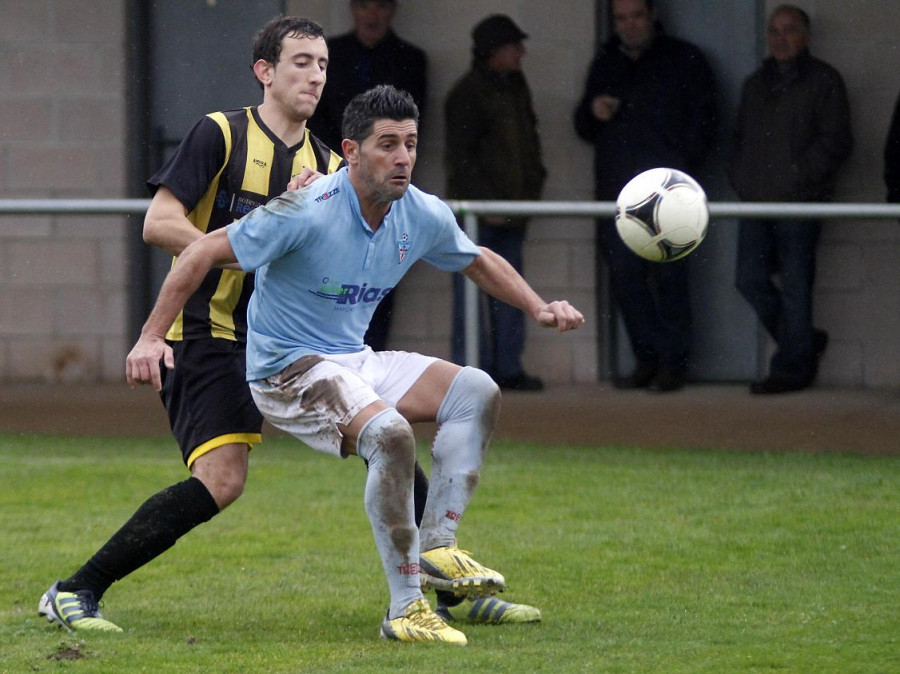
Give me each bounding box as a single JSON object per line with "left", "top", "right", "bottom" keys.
{"left": 249, "top": 347, "right": 438, "bottom": 457}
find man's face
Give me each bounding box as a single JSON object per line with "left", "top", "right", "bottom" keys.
{"left": 488, "top": 41, "right": 526, "bottom": 73}
{"left": 351, "top": 0, "right": 395, "bottom": 47}
{"left": 349, "top": 118, "right": 418, "bottom": 203}
{"left": 612, "top": 0, "right": 656, "bottom": 54}
{"left": 265, "top": 35, "right": 328, "bottom": 121}
{"left": 767, "top": 9, "right": 810, "bottom": 63}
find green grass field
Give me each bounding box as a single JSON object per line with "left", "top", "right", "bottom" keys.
{"left": 1, "top": 434, "right": 897, "bottom": 673}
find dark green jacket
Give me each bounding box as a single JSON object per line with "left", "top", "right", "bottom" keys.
{"left": 444, "top": 61, "right": 546, "bottom": 225}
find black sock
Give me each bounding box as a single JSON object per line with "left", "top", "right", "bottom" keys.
{"left": 435, "top": 590, "right": 462, "bottom": 607}
{"left": 58, "top": 477, "right": 219, "bottom": 598}
{"left": 413, "top": 460, "right": 428, "bottom": 528}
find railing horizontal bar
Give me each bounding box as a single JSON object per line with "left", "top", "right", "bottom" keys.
{"left": 446, "top": 200, "right": 900, "bottom": 219}
{"left": 0, "top": 200, "right": 152, "bottom": 215}
{"left": 1, "top": 199, "right": 899, "bottom": 219}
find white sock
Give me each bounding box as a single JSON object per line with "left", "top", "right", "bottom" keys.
{"left": 419, "top": 367, "right": 500, "bottom": 552}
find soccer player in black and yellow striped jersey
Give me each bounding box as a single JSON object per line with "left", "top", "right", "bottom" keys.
{"left": 39, "top": 16, "right": 348, "bottom": 633}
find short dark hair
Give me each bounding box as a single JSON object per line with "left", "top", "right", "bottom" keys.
{"left": 251, "top": 16, "right": 325, "bottom": 87}
{"left": 772, "top": 4, "right": 811, "bottom": 31}
{"left": 615, "top": 0, "right": 654, "bottom": 11}
{"left": 341, "top": 85, "right": 419, "bottom": 143}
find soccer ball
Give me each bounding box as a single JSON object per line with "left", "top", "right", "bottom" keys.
{"left": 615, "top": 168, "right": 709, "bottom": 262}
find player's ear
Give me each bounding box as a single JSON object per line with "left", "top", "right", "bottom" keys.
{"left": 342, "top": 139, "right": 359, "bottom": 164}
{"left": 252, "top": 59, "right": 274, "bottom": 87}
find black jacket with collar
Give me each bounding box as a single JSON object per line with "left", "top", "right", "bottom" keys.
{"left": 574, "top": 31, "right": 718, "bottom": 199}
{"left": 728, "top": 50, "right": 853, "bottom": 202}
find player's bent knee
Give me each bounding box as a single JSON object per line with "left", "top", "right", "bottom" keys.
{"left": 437, "top": 366, "right": 501, "bottom": 427}
{"left": 356, "top": 407, "right": 416, "bottom": 466}
{"left": 191, "top": 444, "right": 249, "bottom": 509}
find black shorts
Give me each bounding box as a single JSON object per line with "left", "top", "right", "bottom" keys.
{"left": 160, "top": 338, "right": 263, "bottom": 467}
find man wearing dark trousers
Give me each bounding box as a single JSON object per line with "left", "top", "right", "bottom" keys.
{"left": 574, "top": 0, "right": 717, "bottom": 392}
{"left": 729, "top": 4, "right": 852, "bottom": 394}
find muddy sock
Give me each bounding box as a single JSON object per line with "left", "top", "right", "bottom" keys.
{"left": 356, "top": 408, "right": 422, "bottom": 619}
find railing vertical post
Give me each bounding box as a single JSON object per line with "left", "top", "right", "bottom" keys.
{"left": 463, "top": 211, "right": 480, "bottom": 368}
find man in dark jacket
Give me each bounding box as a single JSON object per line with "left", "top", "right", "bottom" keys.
{"left": 309, "top": 0, "right": 427, "bottom": 353}
{"left": 729, "top": 4, "right": 852, "bottom": 394}
{"left": 446, "top": 14, "right": 547, "bottom": 391}
{"left": 883, "top": 90, "right": 900, "bottom": 204}
{"left": 574, "top": 0, "right": 717, "bottom": 392}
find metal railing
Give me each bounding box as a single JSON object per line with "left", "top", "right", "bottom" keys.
{"left": 4, "top": 198, "right": 900, "bottom": 218}
{"left": 443, "top": 200, "right": 900, "bottom": 367}
{"left": 2, "top": 199, "right": 897, "bottom": 369}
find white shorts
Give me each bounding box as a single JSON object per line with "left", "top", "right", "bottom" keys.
{"left": 249, "top": 347, "right": 438, "bottom": 457}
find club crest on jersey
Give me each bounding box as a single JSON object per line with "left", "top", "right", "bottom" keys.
{"left": 398, "top": 233, "right": 411, "bottom": 264}
{"left": 315, "top": 187, "right": 340, "bottom": 203}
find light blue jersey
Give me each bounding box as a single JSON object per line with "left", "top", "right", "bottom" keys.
{"left": 227, "top": 167, "right": 480, "bottom": 381}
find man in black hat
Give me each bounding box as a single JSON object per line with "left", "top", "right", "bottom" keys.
{"left": 446, "top": 14, "right": 548, "bottom": 393}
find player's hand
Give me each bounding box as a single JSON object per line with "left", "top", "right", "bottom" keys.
{"left": 591, "top": 95, "right": 621, "bottom": 122}
{"left": 535, "top": 301, "right": 585, "bottom": 333}
{"left": 125, "top": 333, "right": 174, "bottom": 391}
{"left": 286, "top": 167, "right": 324, "bottom": 191}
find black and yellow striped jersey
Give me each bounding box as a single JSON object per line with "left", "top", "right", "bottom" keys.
{"left": 147, "top": 106, "right": 344, "bottom": 342}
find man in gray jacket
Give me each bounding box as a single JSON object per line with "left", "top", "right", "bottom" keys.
{"left": 728, "top": 4, "right": 852, "bottom": 394}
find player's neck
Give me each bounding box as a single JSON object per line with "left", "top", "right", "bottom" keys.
{"left": 256, "top": 103, "right": 308, "bottom": 147}
{"left": 351, "top": 181, "right": 392, "bottom": 232}
{"left": 358, "top": 200, "right": 391, "bottom": 232}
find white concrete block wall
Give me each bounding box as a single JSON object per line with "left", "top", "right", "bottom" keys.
{"left": 0, "top": 0, "right": 127, "bottom": 383}
{"left": 0, "top": 1, "right": 895, "bottom": 388}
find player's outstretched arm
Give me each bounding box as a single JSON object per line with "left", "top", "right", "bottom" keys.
{"left": 126, "top": 228, "right": 238, "bottom": 391}
{"left": 462, "top": 246, "right": 585, "bottom": 333}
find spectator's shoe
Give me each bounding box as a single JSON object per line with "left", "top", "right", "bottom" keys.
{"left": 749, "top": 377, "right": 809, "bottom": 395}
{"left": 437, "top": 595, "right": 542, "bottom": 624}
{"left": 613, "top": 362, "right": 657, "bottom": 389}
{"left": 38, "top": 581, "right": 122, "bottom": 633}
{"left": 495, "top": 372, "right": 544, "bottom": 391}
{"left": 419, "top": 547, "right": 506, "bottom": 598}
{"left": 814, "top": 329, "right": 829, "bottom": 358}
{"left": 752, "top": 331, "right": 828, "bottom": 395}
{"left": 380, "top": 598, "right": 468, "bottom": 645}
{"left": 648, "top": 368, "right": 685, "bottom": 392}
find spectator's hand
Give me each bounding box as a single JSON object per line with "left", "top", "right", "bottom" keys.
{"left": 591, "top": 95, "right": 621, "bottom": 122}
{"left": 534, "top": 301, "right": 585, "bottom": 333}
{"left": 125, "top": 333, "right": 174, "bottom": 391}
{"left": 286, "top": 167, "right": 324, "bottom": 191}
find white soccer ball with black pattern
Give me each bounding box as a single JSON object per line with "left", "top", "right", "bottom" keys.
{"left": 615, "top": 168, "right": 709, "bottom": 262}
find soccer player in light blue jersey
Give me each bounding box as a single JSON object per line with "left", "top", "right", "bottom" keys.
{"left": 126, "top": 85, "right": 584, "bottom": 645}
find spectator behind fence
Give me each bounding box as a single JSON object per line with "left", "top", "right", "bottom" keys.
{"left": 883, "top": 89, "right": 900, "bottom": 204}
{"left": 728, "top": 4, "right": 852, "bottom": 394}
{"left": 573, "top": 0, "right": 717, "bottom": 392}
{"left": 309, "top": 0, "right": 428, "bottom": 352}
{"left": 445, "top": 14, "right": 548, "bottom": 391}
